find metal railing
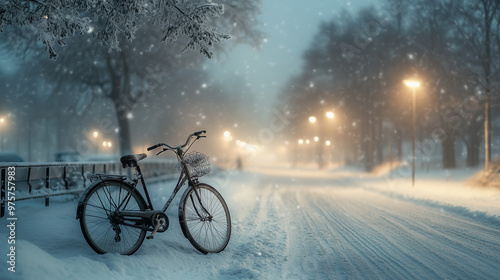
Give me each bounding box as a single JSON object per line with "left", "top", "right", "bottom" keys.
{"left": 0, "top": 159, "right": 177, "bottom": 218}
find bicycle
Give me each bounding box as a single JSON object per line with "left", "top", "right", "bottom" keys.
{"left": 76, "top": 130, "right": 231, "bottom": 255}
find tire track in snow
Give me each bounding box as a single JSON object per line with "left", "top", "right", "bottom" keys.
{"left": 282, "top": 188, "right": 422, "bottom": 279}
{"left": 219, "top": 179, "right": 288, "bottom": 279}
{"left": 270, "top": 181, "right": 500, "bottom": 280}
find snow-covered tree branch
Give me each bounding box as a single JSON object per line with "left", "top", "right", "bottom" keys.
{"left": 0, "top": 0, "right": 230, "bottom": 59}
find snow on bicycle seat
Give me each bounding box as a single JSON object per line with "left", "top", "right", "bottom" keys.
{"left": 120, "top": 153, "right": 147, "bottom": 168}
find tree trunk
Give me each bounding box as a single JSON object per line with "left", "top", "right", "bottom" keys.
{"left": 375, "top": 112, "right": 383, "bottom": 165}
{"left": 363, "top": 91, "right": 373, "bottom": 172}
{"left": 115, "top": 106, "right": 132, "bottom": 156}
{"left": 442, "top": 132, "right": 456, "bottom": 168}
{"left": 466, "top": 124, "right": 480, "bottom": 167}
{"left": 107, "top": 52, "right": 133, "bottom": 156}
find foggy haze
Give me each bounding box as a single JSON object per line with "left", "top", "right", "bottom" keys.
{"left": 0, "top": 0, "right": 380, "bottom": 164}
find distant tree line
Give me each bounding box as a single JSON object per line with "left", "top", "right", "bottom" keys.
{"left": 282, "top": 0, "right": 500, "bottom": 171}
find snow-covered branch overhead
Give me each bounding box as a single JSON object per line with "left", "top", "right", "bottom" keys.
{"left": 0, "top": 0, "right": 230, "bottom": 59}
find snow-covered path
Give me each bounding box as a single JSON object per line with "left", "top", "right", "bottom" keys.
{"left": 1, "top": 166, "right": 500, "bottom": 279}
{"left": 248, "top": 169, "right": 500, "bottom": 279}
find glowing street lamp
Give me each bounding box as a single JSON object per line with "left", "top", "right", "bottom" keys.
{"left": 403, "top": 80, "right": 420, "bottom": 88}
{"left": 404, "top": 79, "right": 420, "bottom": 186}
{"left": 314, "top": 136, "right": 319, "bottom": 142}
{"left": 298, "top": 139, "right": 304, "bottom": 145}
{"left": 93, "top": 131, "right": 99, "bottom": 138}
{"left": 309, "top": 116, "right": 317, "bottom": 123}
{"left": 325, "top": 140, "right": 331, "bottom": 146}
{"left": 326, "top": 112, "right": 334, "bottom": 119}
{"left": 305, "top": 139, "right": 310, "bottom": 144}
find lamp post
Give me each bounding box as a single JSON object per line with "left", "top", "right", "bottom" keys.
{"left": 0, "top": 117, "right": 4, "bottom": 151}
{"left": 308, "top": 112, "right": 335, "bottom": 168}
{"left": 403, "top": 80, "right": 420, "bottom": 186}
{"left": 223, "top": 131, "right": 232, "bottom": 168}
{"left": 91, "top": 130, "right": 100, "bottom": 153}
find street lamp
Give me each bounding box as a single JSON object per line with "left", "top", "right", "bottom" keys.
{"left": 298, "top": 139, "right": 304, "bottom": 145}
{"left": 404, "top": 79, "right": 420, "bottom": 186}
{"left": 222, "top": 131, "right": 233, "bottom": 168}
{"left": 93, "top": 131, "right": 99, "bottom": 138}
{"left": 308, "top": 112, "right": 336, "bottom": 168}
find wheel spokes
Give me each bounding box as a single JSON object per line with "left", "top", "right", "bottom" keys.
{"left": 184, "top": 187, "right": 229, "bottom": 252}
{"left": 82, "top": 182, "right": 145, "bottom": 255}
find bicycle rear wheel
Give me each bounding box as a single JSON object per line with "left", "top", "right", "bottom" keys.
{"left": 179, "top": 183, "right": 231, "bottom": 254}
{"left": 80, "top": 180, "right": 147, "bottom": 255}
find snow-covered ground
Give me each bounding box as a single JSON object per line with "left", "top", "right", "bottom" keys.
{"left": 1, "top": 163, "right": 499, "bottom": 280}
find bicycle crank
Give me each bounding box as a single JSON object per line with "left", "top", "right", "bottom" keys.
{"left": 147, "top": 213, "right": 169, "bottom": 239}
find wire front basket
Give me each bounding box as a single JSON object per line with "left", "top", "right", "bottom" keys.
{"left": 176, "top": 151, "right": 211, "bottom": 178}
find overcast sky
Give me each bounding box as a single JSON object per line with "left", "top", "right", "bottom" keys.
{"left": 206, "top": 0, "right": 381, "bottom": 107}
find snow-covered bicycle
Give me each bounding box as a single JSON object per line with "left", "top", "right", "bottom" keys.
{"left": 76, "top": 130, "right": 231, "bottom": 255}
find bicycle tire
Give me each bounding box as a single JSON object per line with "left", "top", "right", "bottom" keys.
{"left": 179, "top": 183, "right": 231, "bottom": 254}
{"left": 79, "top": 180, "right": 147, "bottom": 255}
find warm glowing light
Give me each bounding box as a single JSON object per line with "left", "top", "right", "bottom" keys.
{"left": 305, "top": 139, "right": 310, "bottom": 144}
{"left": 314, "top": 136, "right": 319, "bottom": 142}
{"left": 224, "top": 131, "right": 231, "bottom": 137}
{"left": 403, "top": 80, "right": 420, "bottom": 88}
{"left": 236, "top": 140, "right": 247, "bottom": 147}
{"left": 107, "top": 141, "right": 112, "bottom": 148}
{"left": 326, "top": 140, "right": 331, "bottom": 146}
{"left": 298, "top": 139, "right": 304, "bottom": 145}
{"left": 102, "top": 141, "right": 107, "bottom": 147}
{"left": 0, "top": 118, "right": 4, "bottom": 123}
{"left": 309, "top": 116, "right": 317, "bottom": 123}
{"left": 326, "top": 112, "right": 334, "bottom": 119}
{"left": 93, "top": 131, "right": 99, "bottom": 138}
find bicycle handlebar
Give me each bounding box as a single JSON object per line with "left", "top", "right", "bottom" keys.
{"left": 147, "top": 130, "right": 207, "bottom": 152}
{"left": 147, "top": 144, "right": 162, "bottom": 151}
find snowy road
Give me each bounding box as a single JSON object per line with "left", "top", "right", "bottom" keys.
{"left": 1, "top": 166, "right": 500, "bottom": 279}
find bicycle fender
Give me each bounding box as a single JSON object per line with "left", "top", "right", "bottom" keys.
{"left": 178, "top": 185, "right": 194, "bottom": 239}
{"left": 178, "top": 183, "right": 214, "bottom": 239}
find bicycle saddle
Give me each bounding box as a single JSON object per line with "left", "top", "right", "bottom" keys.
{"left": 120, "top": 153, "right": 147, "bottom": 168}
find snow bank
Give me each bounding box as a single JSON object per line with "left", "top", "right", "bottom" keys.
{"left": 355, "top": 165, "right": 500, "bottom": 225}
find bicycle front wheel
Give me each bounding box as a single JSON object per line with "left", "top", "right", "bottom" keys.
{"left": 179, "top": 183, "right": 231, "bottom": 254}
{"left": 80, "top": 180, "right": 147, "bottom": 255}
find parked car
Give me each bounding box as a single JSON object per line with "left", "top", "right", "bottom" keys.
{"left": 0, "top": 152, "right": 24, "bottom": 162}
{"left": 55, "top": 151, "right": 81, "bottom": 162}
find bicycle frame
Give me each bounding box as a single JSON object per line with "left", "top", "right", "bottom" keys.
{"left": 77, "top": 131, "right": 212, "bottom": 231}
{"left": 117, "top": 161, "right": 207, "bottom": 227}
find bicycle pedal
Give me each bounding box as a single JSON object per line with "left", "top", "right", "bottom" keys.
{"left": 147, "top": 219, "right": 164, "bottom": 240}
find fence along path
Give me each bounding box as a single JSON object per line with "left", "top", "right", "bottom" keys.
{"left": 0, "top": 159, "right": 177, "bottom": 218}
